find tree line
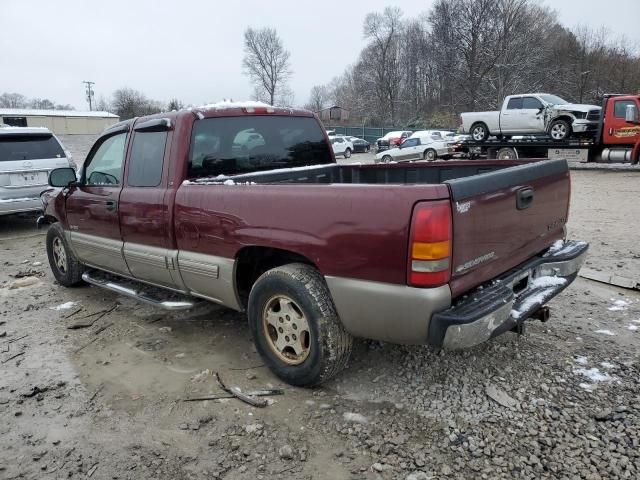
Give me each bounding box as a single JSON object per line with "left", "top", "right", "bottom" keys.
{"left": 0, "top": 92, "right": 74, "bottom": 111}
{"left": 311, "top": 0, "right": 640, "bottom": 127}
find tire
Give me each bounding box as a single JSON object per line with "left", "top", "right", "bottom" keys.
{"left": 497, "top": 147, "right": 518, "bottom": 160}
{"left": 46, "top": 223, "right": 85, "bottom": 287}
{"left": 549, "top": 119, "right": 571, "bottom": 141}
{"left": 366, "top": 145, "right": 370, "bottom": 153}
{"left": 423, "top": 148, "right": 437, "bottom": 161}
{"left": 248, "top": 263, "right": 353, "bottom": 387}
{"left": 470, "top": 122, "right": 489, "bottom": 141}
{"left": 344, "top": 148, "right": 352, "bottom": 158}
{"left": 381, "top": 155, "right": 392, "bottom": 163}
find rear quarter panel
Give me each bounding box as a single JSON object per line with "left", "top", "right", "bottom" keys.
{"left": 174, "top": 183, "right": 449, "bottom": 284}
{"left": 461, "top": 111, "right": 500, "bottom": 134}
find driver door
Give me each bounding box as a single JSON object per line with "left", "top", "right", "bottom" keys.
{"left": 65, "top": 130, "right": 130, "bottom": 274}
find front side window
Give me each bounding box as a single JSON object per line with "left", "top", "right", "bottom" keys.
{"left": 85, "top": 133, "right": 127, "bottom": 186}
{"left": 188, "top": 116, "right": 332, "bottom": 177}
{"left": 507, "top": 97, "right": 523, "bottom": 110}
{"left": 128, "top": 131, "right": 167, "bottom": 187}
{"left": 522, "top": 97, "right": 543, "bottom": 110}
{"left": 614, "top": 100, "right": 636, "bottom": 118}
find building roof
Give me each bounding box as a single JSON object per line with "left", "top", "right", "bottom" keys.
{"left": 0, "top": 126, "right": 52, "bottom": 135}
{"left": 0, "top": 108, "right": 118, "bottom": 118}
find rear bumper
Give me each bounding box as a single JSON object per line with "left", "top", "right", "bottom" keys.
{"left": 428, "top": 240, "right": 588, "bottom": 349}
{"left": 0, "top": 196, "right": 43, "bottom": 215}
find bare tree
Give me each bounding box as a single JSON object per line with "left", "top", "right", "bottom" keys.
{"left": 111, "top": 88, "right": 163, "bottom": 120}
{"left": 0, "top": 92, "right": 27, "bottom": 108}
{"left": 305, "top": 85, "right": 328, "bottom": 111}
{"left": 242, "top": 27, "right": 292, "bottom": 105}
{"left": 167, "top": 98, "right": 184, "bottom": 111}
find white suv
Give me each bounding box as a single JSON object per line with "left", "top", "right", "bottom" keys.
{"left": 0, "top": 126, "right": 75, "bottom": 216}
{"left": 329, "top": 135, "right": 354, "bottom": 158}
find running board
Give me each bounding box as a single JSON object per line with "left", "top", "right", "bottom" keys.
{"left": 82, "top": 271, "right": 197, "bottom": 310}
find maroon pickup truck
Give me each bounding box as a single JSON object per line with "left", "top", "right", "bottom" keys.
{"left": 42, "top": 103, "right": 588, "bottom": 386}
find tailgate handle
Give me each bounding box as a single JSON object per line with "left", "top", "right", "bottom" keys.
{"left": 516, "top": 187, "right": 534, "bottom": 210}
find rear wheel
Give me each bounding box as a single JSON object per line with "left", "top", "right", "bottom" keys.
{"left": 248, "top": 263, "right": 353, "bottom": 387}
{"left": 470, "top": 122, "right": 489, "bottom": 141}
{"left": 497, "top": 147, "right": 518, "bottom": 160}
{"left": 549, "top": 119, "right": 571, "bottom": 141}
{"left": 344, "top": 148, "right": 352, "bottom": 158}
{"left": 423, "top": 149, "right": 437, "bottom": 161}
{"left": 46, "top": 223, "right": 85, "bottom": 287}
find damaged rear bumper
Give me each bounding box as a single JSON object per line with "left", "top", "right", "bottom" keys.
{"left": 428, "top": 240, "right": 589, "bottom": 349}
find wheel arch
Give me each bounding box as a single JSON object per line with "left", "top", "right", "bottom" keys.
{"left": 235, "top": 246, "right": 319, "bottom": 309}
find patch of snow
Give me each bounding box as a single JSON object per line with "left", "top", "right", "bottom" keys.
{"left": 600, "top": 362, "right": 615, "bottom": 369}
{"left": 627, "top": 324, "right": 639, "bottom": 331}
{"left": 530, "top": 276, "right": 568, "bottom": 288}
{"left": 608, "top": 298, "right": 631, "bottom": 311}
{"left": 194, "top": 100, "right": 274, "bottom": 111}
{"left": 343, "top": 412, "right": 368, "bottom": 424}
{"left": 574, "top": 356, "right": 589, "bottom": 365}
{"left": 184, "top": 163, "right": 335, "bottom": 185}
{"left": 573, "top": 367, "right": 613, "bottom": 382}
{"left": 50, "top": 301, "right": 79, "bottom": 311}
{"left": 544, "top": 240, "right": 587, "bottom": 257}
{"left": 594, "top": 329, "right": 616, "bottom": 336}
{"left": 579, "top": 383, "right": 594, "bottom": 391}
{"left": 223, "top": 179, "right": 235, "bottom": 186}
{"left": 632, "top": 319, "right": 640, "bottom": 324}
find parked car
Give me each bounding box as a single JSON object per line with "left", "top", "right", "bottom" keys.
{"left": 0, "top": 126, "right": 75, "bottom": 216}
{"left": 42, "top": 102, "right": 587, "bottom": 386}
{"left": 409, "top": 130, "right": 443, "bottom": 140}
{"left": 345, "top": 136, "right": 370, "bottom": 153}
{"left": 460, "top": 93, "right": 601, "bottom": 141}
{"left": 375, "top": 135, "right": 452, "bottom": 162}
{"left": 329, "top": 135, "right": 354, "bottom": 158}
{"left": 376, "top": 130, "right": 412, "bottom": 151}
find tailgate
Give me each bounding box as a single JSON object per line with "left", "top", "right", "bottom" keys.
{"left": 445, "top": 159, "right": 570, "bottom": 297}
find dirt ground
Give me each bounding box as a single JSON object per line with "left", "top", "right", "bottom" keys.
{"left": 1, "top": 168, "right": 640, "bottom": 480}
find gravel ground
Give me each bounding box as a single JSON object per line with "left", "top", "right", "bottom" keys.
{"left": 1, "top": 170, "right": 639, "bottom": 480}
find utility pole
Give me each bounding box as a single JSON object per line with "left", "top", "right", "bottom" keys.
{"left": 82, "top": 81, "right": 95, "bottom": 111}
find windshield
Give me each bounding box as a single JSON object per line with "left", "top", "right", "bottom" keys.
{"left": 0, "top": 134, "right": 65, "bottom": 161}
{"left": 188, "top": 115, "right": 332, "bottom": 178}
{"left": 539, "top": 94, "right": 569, "bottom": 105}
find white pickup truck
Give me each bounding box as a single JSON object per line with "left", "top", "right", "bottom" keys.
{"left": 460, "top": 93, "right": 601, "bottom": 141}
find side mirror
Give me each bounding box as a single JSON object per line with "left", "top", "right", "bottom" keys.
{"left": 49, "top": 167, "right": 77, "bottom": 188}
{"left": 625, "top": 104, "right": 638, "bottom": 123}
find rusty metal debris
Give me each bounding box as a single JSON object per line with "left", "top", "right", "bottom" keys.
{"left": 184, "top": 389, "right": 284, "bottom": 402}
{"left": 579, "top": 268, "right": 640, "bottom": 290}
{"left": 214, "top": 372, "right": 270, "bottom": 408}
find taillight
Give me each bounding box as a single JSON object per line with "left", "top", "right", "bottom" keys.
{"left": 407, "top": 200, "right": 452, "bottom": 287}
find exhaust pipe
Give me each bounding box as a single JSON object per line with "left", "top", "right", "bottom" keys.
{"left": 531, "top": 306, "right": 550, "bottom": 323}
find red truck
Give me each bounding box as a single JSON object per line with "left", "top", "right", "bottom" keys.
{"left": 456, "top": 93, "right": 640, "bottom": 163}
{"left": 41, "top": 102, "right": 588, "bottom": 386}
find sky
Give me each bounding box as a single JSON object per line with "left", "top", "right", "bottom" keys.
{"left": 1, "top": 0, "right": 639, "bottom": 111}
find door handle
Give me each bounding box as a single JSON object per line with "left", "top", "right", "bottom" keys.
{"left": 516, "top": 187, "right": 534, "bottom": 210}
{"left": 105, "top": 200, "right": 117, "bottom": 212}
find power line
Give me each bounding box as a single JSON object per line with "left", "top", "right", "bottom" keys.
{"left": 82, "top": 81, "right": 95, "bottom": 111}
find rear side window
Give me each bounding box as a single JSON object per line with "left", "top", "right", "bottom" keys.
{"left": 0, "top": 135, "right": 65, "bottom": 161}
{"left": 128, "top": 131, "right": 167, "bottom": 187}
{"left": 188, "top": 116, "right": 332, "bottom": 177}
{"left": 507, "top": 97, "right": 523, "bottom": 109}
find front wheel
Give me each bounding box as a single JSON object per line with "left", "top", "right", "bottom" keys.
{"left": 46, "top": 223, "right": 85, "bottom": 287}
{"left": 344, "top": 148, "right": 352, "bottom": 158}
{"left": 248, "top": 263, "right": 353, "bottom": 387}
{"left": 381, "top": 155, "right": 392, "bottom": 163}
{"left": 423, "top": 149, "right": 437, "bottom": 161}
{"left": 549, "top": 119, "right": 571, "bottom": 141}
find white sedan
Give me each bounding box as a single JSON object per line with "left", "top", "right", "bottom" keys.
{"left": 329, "top": 136, "right": 354, "bottom": 158}
{"left": 374, "top": 135, "right": 452, "bottom": 163}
